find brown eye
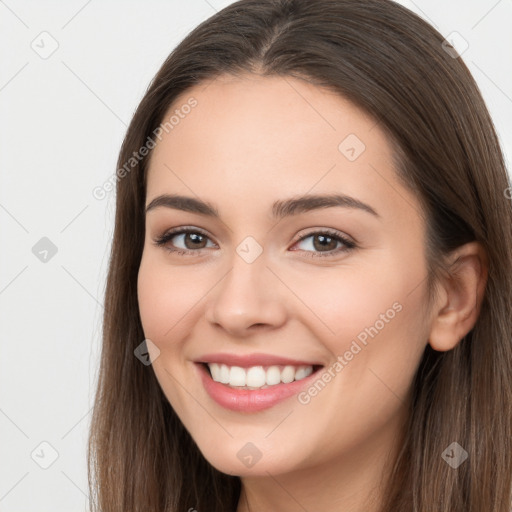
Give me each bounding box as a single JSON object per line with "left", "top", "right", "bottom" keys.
{"left": 182, "top": 232, "right": 208, "bottom": 249}
{"left": 153, "top": 227, "right": 356, "bottom": 258}
{"left": 153, "top": 227, "right": 215, "bottom": 255}
{"left": 292, "top": 229, "right": 356, "bottom": 258}
{"left": 312, "top": 234, "right": 339, "bottom": 251}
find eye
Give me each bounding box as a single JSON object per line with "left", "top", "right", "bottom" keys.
{"left": 152, "top": 227, "right": 216, "bottom": 256}
{"left": 153, "top": 227, "right": 357, "bottom": 258}
{"left": 291, "top": 229, "right": 356, "bottom": 258}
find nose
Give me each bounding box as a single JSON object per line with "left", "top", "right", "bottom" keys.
{"left": 204, "top": 251, "right": 287, "bottom": 338}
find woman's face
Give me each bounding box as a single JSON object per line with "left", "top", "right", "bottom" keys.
{"left": 137, "top": 73, "right": 433, "bottom": 480}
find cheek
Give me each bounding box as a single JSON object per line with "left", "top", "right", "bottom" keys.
{"left": 137, "top": 255, "right": 205, "bottom": 412}
{"left": 282, "top": 255, "right": 429, "bottom": 398}
{"left": 137, "top": 254, "right": 202, "bottom": 348}
{"left": 280, "top": 260, "right": 420, "bottom": 349}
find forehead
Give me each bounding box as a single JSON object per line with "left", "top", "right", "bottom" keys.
{"left": 145, "top": 73, "right": 421, "bottom": 224}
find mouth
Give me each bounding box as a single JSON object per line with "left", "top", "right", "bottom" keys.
{"left": 195, "top": 360, "right": 325, "bottom": 412}
{"left": 200, "top": 362, "right": 324, "bottom": 390}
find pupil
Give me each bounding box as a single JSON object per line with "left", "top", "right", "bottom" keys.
{"left": 314, "top": 235, "right": 335, "bottom": 251}
{"left": 187, "top": 233, "right": 205, "bottom": 249}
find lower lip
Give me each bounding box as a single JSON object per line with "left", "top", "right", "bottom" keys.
{"left": 195, "top": 362, "right": 322, "bottom": 413}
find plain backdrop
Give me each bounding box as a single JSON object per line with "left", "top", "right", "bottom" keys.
{"left": 0, "top": 1, "right": 511, "bottom": 510}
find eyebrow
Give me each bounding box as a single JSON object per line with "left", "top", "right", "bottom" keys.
{"left": 145, "top": 193, "right": 380, "bottom": 219}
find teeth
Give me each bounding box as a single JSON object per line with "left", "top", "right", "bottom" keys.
{"left": 219, "top": 364, "right": 230, "bottom": 384}
{"left": 266, "top": 366, "right": 281, "bottom": 385}
{"left": 229, "top": 366, "right": 246, "bottom": 386}
{"left": 246, "top": 366, "right": 266, "bottom": 387}
{"left": 206, "top": 363, "right": 315, "bottom": 389}
{"left": 281, "top": 365, "right": 296, "bottom": 383}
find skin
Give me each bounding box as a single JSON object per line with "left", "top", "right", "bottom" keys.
{"left": 137, "top": 73, "right": 487, "bottom": 512}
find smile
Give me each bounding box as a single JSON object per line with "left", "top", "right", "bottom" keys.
{"left": 195, "top": 361, "right": 324, "bottom": 413}
{"left": 205, "top": 363, "right": 319, "bottom": 389}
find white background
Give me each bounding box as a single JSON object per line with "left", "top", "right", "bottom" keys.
{"left": 1, "top": 1, "right": 511, "bottom": 510}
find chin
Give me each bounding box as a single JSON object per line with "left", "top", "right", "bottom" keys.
{"left": 194, "top": 436, "right": 303, "bottom": 478}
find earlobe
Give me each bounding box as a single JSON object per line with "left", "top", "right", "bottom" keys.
{"left": 428, "top": 242, "right": 488, "bottom": 352}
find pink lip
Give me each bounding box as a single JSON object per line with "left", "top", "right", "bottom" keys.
{"left": 195, "top": 362, "right": 323, "bottom": 413}
{"left": 194, "top": 352, "right": 322, "bottom": 368}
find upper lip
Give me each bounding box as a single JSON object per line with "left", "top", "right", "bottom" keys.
{"left": 194, "top": 352, "right": 324, "bottom": 368}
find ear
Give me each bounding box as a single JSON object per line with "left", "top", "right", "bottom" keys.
{"left": 428, "top": 241, "right": 488, "bottom": 352}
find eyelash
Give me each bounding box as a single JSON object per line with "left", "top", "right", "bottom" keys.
{"left": 152, "top": 226, "right": 357, "bottom": 259}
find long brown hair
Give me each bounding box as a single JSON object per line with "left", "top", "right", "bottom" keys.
{"left": 87, "top": 1, "right": 512, "bottom": 510}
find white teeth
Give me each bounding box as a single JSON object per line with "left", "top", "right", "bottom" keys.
{"left": 295, "top": 366, "right": 313, "bottom": 380}
{"left": 246, "top": 366, "right": 266, "bottom": 387}
{"left": 281, "top": 365, "right": 296, "bottom": 383}
{"left": 229, "top": 366, "right": 246, "bottom": 386}
{"left": 266, "top": 366, "right": 281, "bottom": 386}
{"left": 206, "top": 363, "right": 316, "bottom": 389}
{"left": 219, "top": 364, "right": 230, "bottom": 384}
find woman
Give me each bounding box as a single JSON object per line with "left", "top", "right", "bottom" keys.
{"left": 87, "top": 1, "right": 512, "bottom": 510}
